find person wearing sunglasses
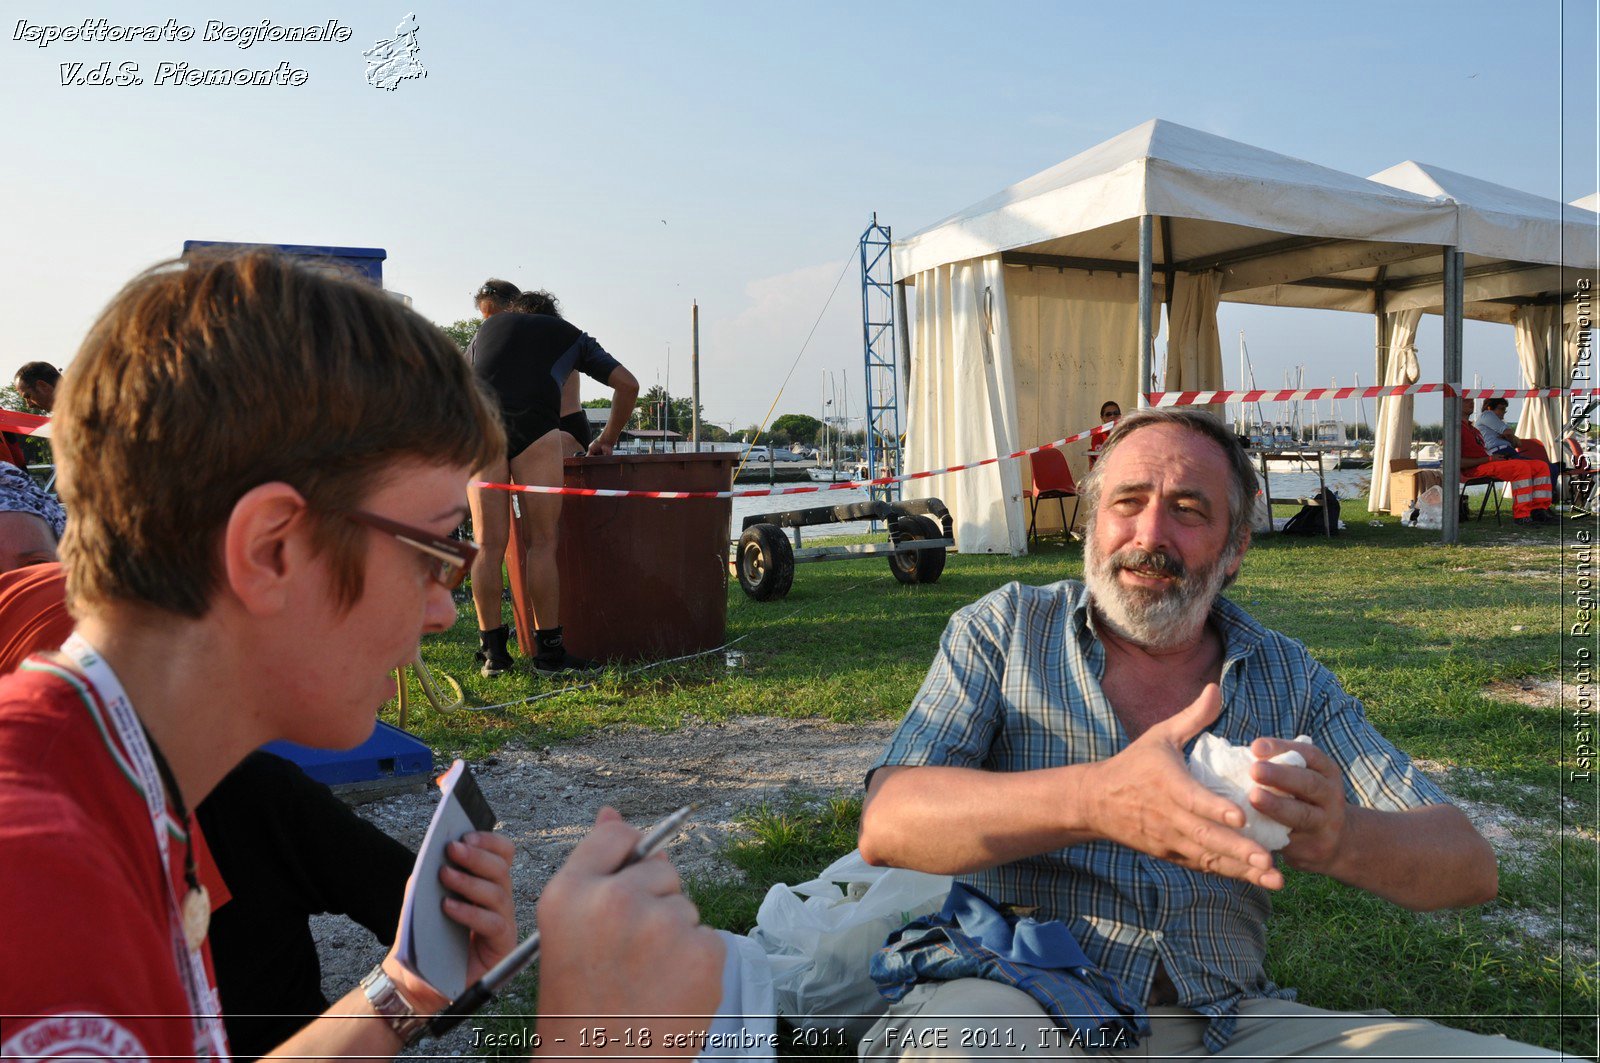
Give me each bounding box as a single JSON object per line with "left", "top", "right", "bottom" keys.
{"left": 464, "top": 277, "right": 639, "bottom": 677}
{"left": 0, "top": 251, "right": 723, "bottom": 1061}
{"left": 1088, "top": 399, "right": 1122, "bottom": 467}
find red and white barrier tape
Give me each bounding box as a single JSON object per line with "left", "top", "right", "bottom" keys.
{"left": 0, "top": 409, "right": 51, "bottom": 438}
{"left": 1147, "top": 383, "right": 1446, "bottom": 406}
{"left": 1457, "top": 387, "right": 1598, "bottom": 399}
{"left": 477, "top": 422, "right": 1117, "bottom": 501}
{"left": 1149, "top": 383, "right": 1599, "bottom": 406}
{"left": 10, "top": 380, "right": 1594, "bottom": 506}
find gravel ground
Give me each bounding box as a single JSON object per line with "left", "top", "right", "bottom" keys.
{"left": 311, "top": 716, "right": 898, "bottom": 1057}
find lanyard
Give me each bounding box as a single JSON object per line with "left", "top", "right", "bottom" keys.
{"left": 59, "top": 633, "right": 231, "bottom": 1062}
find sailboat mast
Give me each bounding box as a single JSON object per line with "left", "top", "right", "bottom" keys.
{"left": 1237, "top": 331, "right": 1246, "bottom": 434}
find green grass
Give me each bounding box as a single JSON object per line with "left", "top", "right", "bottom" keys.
{"left": 396, "top": 497, "right": 1595, "bottom": 1058}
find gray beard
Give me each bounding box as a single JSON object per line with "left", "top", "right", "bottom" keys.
{"left": 1084, "top": 531, "right": 1233, "bottom": 651}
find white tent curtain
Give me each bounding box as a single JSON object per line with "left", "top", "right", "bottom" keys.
{"left": 1004, "top": 267, "right": 1154, "bottom": 537}
{"left": 1511, "top": 304, "right": 1563, "bottom": 457}
{"left": 902, "top": 257, "right": 1027, "bottom": 555}
{"left": 1164, "top": 271, "right": 1225, "bottom": 419}
{"left": 1367, "top": 309, "right": 1423, "bottom": 513}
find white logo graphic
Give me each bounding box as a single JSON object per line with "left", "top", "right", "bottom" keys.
{"left": 364, "top": 13, "right": 425, "bottom": 91}
{"left": 2, "top": 1014, "right": 149, "bottom": 1061}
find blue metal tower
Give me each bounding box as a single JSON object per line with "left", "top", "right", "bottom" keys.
{"left": 859, "top": 214, "right": 900, "bottom": 503}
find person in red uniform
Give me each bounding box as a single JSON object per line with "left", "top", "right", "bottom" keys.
{"left": 1088, "top": 399, "right": 1122, "bottom": 466}
{"left": 1460, "top": 404, "right": 1556, "bottom": 525}
{"left": 0, "top": 251, "right": 723, "bottom": 1062}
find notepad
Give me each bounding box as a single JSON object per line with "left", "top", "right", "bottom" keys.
{"left": 393, "top": 760, "right": 498, "bottom": 998}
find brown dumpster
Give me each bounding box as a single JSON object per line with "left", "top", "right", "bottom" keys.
{"left": 505, "top": 452, "right": 735, "bottom": 662}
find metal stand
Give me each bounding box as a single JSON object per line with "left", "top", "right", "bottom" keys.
{"left": 860, "top": 215, "right": 901, "bottom": 507}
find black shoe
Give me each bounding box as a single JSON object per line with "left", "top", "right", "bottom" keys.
{"left": 1514, "top": 516, "right": 1535, "bottom": 527}
{"left": 478, "top": 649, "right": 514, "bottom": 678}
{"left": 476, "top": 627, "right": 514, "bottom": 678}
{"left": 532, "top": 652, "right": 603, "bottom": 677}
{"left": 1531, "top": 508, "right": 1558, "bottom": 524}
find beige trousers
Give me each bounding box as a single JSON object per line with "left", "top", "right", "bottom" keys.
{"left": 858, "top": 979, "right": 1567, "bottom": 1060}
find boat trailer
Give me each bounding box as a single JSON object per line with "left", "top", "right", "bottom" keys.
{"left": 734, "top": 497, "right": 954, "bottom": 600}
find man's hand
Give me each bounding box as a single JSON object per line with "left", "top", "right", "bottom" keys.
{"left": 586, "top": 437, "right": 615, "bottom": 457}
{"left": 1081, "top": 685, "right": 1283, "bottom": 889}
{"left": 383, "top": 831, "right": 518, "bottom": 1014}
{"left": 535, "top": 807, "right": 725, "bottom": 1057}
{"left": 1248, "top": 737, "right": 1347, "bottom": 874}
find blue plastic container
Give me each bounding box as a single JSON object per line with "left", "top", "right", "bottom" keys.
{"left": 263, "top": 720, "right": 432, "bottom": 787}
{"left": 181, "top": 241, "right": 387, "bottom": 285}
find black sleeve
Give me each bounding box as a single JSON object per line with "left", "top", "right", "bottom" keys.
{"left": 198, "top": 751, "right": 415, "bottom": 941}
{"left": 574, "top": 333, "right": 623, "bottom": 386}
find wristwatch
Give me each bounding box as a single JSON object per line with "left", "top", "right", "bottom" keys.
{"left": 360, "top": 964, "right": 429, "bottom": 1046}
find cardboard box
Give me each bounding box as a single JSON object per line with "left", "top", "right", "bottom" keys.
{"left": 1389, "top": 468, "right": 1442, "bottom": 515}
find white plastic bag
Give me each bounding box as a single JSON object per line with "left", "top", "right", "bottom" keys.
{"left": 1406, "top": 484, "right": 1444, "bottom": 529}
{"left": 747, "top": 850, "right": 951, "bottom": 1041}
{"left": 1249, "top": 490, "right": 1272, "bottom": 534}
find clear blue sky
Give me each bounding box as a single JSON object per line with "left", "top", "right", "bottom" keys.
{"left": 1, "top": 0, "right": 1594, "bottom": 433}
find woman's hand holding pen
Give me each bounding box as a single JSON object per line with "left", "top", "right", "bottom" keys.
{"left": 534, "top": 807, "right": 726, "bottom": 1058}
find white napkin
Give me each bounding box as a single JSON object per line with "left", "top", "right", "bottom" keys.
{"left": 1187, "top": 732, "right": 1313, "bottom": 851}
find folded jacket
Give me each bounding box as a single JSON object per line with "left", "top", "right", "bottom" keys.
{"left": 871, "top": 883, "right": 1148, "bottom": 1051}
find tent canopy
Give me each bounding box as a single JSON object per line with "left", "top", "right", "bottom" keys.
{"left": 1358, "top": 162, "right": 1598, "bottom": 323}
{"left": 894, "top": 119, "right": 1458, "bottom": 306}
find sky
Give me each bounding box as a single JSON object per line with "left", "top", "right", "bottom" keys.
{"left": 1, "top": 0, "right": 1596, "bottom": 435}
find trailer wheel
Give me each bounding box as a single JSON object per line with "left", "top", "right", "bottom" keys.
{"left": 889, "top": 515, "right": 947, "bottom": 585}
{"left": 737, "top": 523, "right": 795, "bottom": 601}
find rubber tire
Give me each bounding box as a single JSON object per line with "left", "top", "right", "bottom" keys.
{"left": 737, "top": 523, "right": 795, "bottom": 601}
{"left": 888, "top": 514, "right": 947, "bottom": 585}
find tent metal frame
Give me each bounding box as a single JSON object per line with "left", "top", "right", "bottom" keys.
{"left": 860, "top": 214, "right": 902, "bottom": 504}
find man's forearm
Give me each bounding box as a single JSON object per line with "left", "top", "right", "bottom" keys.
{"left": 600, "top": 376, "right": 639, "bottom": 446}
{"left": 859, "top": 764, "right": 1101, "bottom": 874}
{"left": 1322, "top": 804, "right": 1497, "bottom": 910}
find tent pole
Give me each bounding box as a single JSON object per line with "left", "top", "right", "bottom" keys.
{"left": 1441, "top": 249, "right": 1464, "bottom": 545}
{"left": 895, "top": 281, "right": 912, "bottom": 400}
{"left": 1138, "top": 215, "right": 1154, "bottom": 408}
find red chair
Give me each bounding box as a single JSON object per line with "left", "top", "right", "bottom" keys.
{"left": 1026, "top": 447, "right": 1081, "bottom": 543}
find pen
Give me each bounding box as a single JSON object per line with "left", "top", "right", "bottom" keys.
{"left": 424, "top": 804, "right": 695, "bottom": 1038}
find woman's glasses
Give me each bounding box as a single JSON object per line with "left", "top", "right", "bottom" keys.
{"left": 346, "top": 511, "right": 477, "bottom": 589}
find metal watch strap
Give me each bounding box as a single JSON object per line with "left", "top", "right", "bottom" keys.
{"left": 360, "top": 965, "right": 430, "bottom": 1046}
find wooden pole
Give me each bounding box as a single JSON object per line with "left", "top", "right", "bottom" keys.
{"left": 691, "top": 300, "right": 702, "bottom": 452}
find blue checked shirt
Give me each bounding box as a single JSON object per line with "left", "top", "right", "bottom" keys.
{"left": 871, "top": 579, "right": 1451, "bottom": 1052}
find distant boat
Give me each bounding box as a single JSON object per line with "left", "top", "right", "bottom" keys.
{"left": 1262, "top": 451, "right": 1334, "bottom": 473}
{"left": 807, "top": 467, "right": 855, "bottom": 483}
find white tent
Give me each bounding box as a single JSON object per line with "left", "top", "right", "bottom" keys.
{"left": 1573, "top": 193, "right": 1599, "bottom": 212}
{"left": 894, "top": 120, "right": 1457, "bottom": 553}
{"left": 1368, "top": 162, "right": 1599, "bottom": 466}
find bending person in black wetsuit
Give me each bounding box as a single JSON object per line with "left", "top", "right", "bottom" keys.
{"left": 465, "top": 279, "right": 639, "bottom": 676}
{"left": 513, "top": 289, "right": 594, "bottom": 453}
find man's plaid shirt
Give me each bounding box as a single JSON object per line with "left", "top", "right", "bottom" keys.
{"left": 870, "top": 579, "right": 1451, "bottom": 1051}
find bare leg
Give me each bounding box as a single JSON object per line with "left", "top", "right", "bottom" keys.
{"left": 509, "top": 431, "right": 566, "bottom": 631}
{"left": 467, "top": 454, "right": 512, "bottom": 632}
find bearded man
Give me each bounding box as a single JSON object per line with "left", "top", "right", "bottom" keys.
{"left": 856, "top": 409, "right": 1552, "bottom": 1060}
